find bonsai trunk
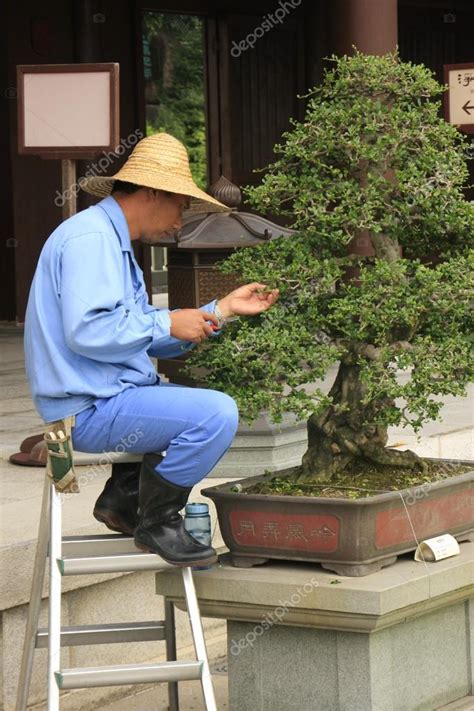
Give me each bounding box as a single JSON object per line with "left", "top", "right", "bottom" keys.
{"left": 297, "top": 360, "right": 426, "bottom": 483}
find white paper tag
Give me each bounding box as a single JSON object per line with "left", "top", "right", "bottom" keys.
{"left": 414, "top": 534, "right": 460, "bottom": 562}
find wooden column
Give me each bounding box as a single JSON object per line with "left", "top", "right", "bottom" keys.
{"left": 61, "top": 160, "right": 77, "bottom": 219}
{"left": 330, "top": 0, "right": 398, "bottom": 56}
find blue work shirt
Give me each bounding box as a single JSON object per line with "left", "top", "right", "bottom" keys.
{"left": 24, "top": 196, "right": 217, "bottom": 423}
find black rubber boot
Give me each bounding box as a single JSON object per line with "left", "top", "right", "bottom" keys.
{"left": 93, "top": 460, "right": 144, "bottom": 535}
{"left": 134, "top": 454, "right": 217, "bottom": 567}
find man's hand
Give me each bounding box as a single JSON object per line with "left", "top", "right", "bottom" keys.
{"left": 217, "top": 283, "right": 279, "bottom": 319}
{"left": 170, "top": 309, "right": 219, "bottom": 343}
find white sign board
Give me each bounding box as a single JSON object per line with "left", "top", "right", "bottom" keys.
{"left": 444, "top": 63, "right": 474, "bottom": 134}
{"left": 17, "top": 63, "right": 120, "bottom": 158}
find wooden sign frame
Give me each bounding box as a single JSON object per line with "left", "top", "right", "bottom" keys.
{"left": 17, "top": 63, "right": 120, "bottom": 159}
{"left": 443, "top": 63, "right": 474, "bottom": 135}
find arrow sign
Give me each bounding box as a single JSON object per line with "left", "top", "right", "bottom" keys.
{"left": 462, "top": 100, "right": 474, "bottom": 115}
{"left": 444, "top": 63, "right": 474, "bottom": 133}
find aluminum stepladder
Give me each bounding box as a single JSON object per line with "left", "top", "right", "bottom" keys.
{"left": 15, "top": 471, "right": 217, "bottom": 711}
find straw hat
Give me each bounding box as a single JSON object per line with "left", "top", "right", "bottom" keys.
{"left": 80, "top": 132, "right": 228, "bottom": 214}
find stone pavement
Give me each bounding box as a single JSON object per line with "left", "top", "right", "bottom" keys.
{"left": 0, "top": 323, "right": 472, "bottom": 710}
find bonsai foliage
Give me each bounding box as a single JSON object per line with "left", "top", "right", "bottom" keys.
{"left": 189, "top": 52, "right": 474, "bottom": 482}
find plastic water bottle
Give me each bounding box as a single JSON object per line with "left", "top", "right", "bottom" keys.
{"left": 184, "top": 502, "right": 213, "bottom": 570}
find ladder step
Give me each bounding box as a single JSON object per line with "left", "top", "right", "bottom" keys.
{"left": 36, "top": 621, "right": 166, "bottom": 648}
{"left": 61, "top": 534, "right": 139, "bottom": 557}
{"left": 56, "top": 660, "right": 203, "bottom": 689}
{"left": 58, "top": 552, "right": 170, "bottom": 575}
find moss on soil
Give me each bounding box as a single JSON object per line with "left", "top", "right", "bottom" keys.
{"left": 242, "top": 459, "right": 472, "bottom": 499}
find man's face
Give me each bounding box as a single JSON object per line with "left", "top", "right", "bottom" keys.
{"left": 140, "top": 190, "right": 190, "bottom": 245}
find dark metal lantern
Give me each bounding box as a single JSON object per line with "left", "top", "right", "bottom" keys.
{"left": 159, "top": 176, "right": 295, "bottom": 310}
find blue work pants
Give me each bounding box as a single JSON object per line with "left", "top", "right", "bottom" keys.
{"left": 71, "top": 384, "right": 239, "bottom": 487}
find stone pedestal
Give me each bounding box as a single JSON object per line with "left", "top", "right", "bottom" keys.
{"left": 209, "top": 411, "right": 308, "bottom": 479}
{"left": 156, "top": 542, "right": 474, "bottom": 711}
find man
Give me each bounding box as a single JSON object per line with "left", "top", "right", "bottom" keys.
{"left": 24, "top": 132, "right": 278, "bottom": 567}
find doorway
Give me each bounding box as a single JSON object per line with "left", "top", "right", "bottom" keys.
{"left": 141, "top": 10, "right": 208, "bottom": 293}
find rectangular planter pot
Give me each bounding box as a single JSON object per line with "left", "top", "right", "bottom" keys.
{"left": 202, "top": 461, "right": 474, "bottom": 576}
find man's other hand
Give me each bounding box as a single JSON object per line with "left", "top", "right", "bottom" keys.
{"left": 170, "top": 309, "right": 219, "bottom": 343}
{"left": 217, "top": 283, "right": 279, "bottom": 319}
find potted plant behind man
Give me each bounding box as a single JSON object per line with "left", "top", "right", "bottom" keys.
{"left": 189, "top": 52, "right": 474, "bottom": 576}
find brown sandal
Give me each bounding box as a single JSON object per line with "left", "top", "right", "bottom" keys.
{"left": 20, "top": 433, "right": 44, "bottom": 453}
{"left": 9, "top": 439, "right": 48, "bottom": 467}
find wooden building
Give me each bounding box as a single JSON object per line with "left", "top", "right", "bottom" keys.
{"left": 2, "top": 0, "right": 473, "bottom": 321}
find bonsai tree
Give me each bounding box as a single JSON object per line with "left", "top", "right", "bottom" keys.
{"left": 189, "top": 51, "right": 473, "bottom": 483}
